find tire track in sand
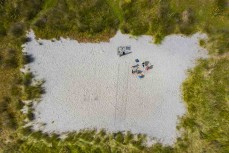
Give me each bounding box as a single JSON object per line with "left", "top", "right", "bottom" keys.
{"left": 114, "top": 61, "right": 129, "bottom": 129}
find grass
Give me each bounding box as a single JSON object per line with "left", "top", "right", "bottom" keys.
{"left": 106, "top": 0, "right": 124, "bottom": 23}
{"left": 177, "top": 58, "right": 229, "bottom": 152}
{"left": 0, "top": 0, "right": 228, "bottom": 152}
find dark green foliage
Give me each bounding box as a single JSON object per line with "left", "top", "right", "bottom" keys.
{"left": 16, "top": 100, "right": 24, "bottom": 110}
{"left": 199, "top": 39, "right": 206, "bottom": 46}
{"left": 11, "top": 85, "right": 21, "bottom": 96}
{"left": 31, "top": 131, "right": 43, "bottom": 139}
{"left": 60, "top": 146, "right": 71, "bottom": 153}
{"left": 32, "top": 0, "right": 119, "bottom": 40}
{"left": 23, "top": 53, "right": 34, "bottom": 64}
{"left": 27, "top": 110, "right": 35, "bottom": 121}
{"left": 149, "top": 143, "right": 174, "bottom": 153}
{"left": 34, "top": 17, "right": 47, "bottom": 28}
{"left": 23, "top": 72, "right": 33, "bottom": 86}
{"left": 213, "top": 0, "right": 227, "bottom": 16}
{"left": 124, "top": 131, "right": 133, "bottom": 144}
{"left": 2, "top": 48, "right": 19, "bottom": 68}
{"left": 1, "top": 111, "right": 18, "bottom": 130}
{"left": 91, "top": 147, "right": 102, "bottom": 153}
{"left": 0, "top": 54, "right": 2, "bottom": 65}
{"left": 114, "top": 132, "right": 124, "bottom": 143}
{"left": 24, "top": 84, "right": 45, "bottom": 100}
{"left": 94, "top": 137, "right": 101, "bottom": 144}
{"left": 9, "top": 22, "right": 24, "bottom": 37}
{"left": 180, "top": 59, "right": 229, "bottom": 152}
{"left": 0, "top": 23, "right": 6, "bottom": 36}
{"left": 21, "top": 36, "right": 32, "bottom": 43}
{"left": 0, "top": 97, "right": 9, "bottom": 112}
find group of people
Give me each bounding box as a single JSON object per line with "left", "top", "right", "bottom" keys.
{"left": 131, "top": 59, "right": 152, "bottom": 78}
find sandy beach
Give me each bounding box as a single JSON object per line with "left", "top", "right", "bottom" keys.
{"left": 22, "top": 31, "right": 207, "bottom": 144}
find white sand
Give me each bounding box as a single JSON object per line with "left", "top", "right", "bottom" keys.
{"left": 23, "top": 31, "right": 207, "bottom": 144}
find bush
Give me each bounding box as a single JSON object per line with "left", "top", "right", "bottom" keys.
{"left": 11, "top": 85, "right": 21, "bottom": 96}
{"left": 23, "top": 53, "right": 34, "bottom": 64}
{"left": 4, "top": 57, "right": 19, "bottom": 68}
{"left": 181, "top": 8, "right": 194, "bottom": 25}
{"left": 0, "top": 54, "right": 3, "bottom": 65}
{"left": 27, "top": 110, "right": 35, "bottom": 121}
{"left": 31, "top": 131, "right": 43, "bottom": 139}
{"left": 114, "top": 132, "right": 124, "bottom": 143}
{"left": 34, "top": 17, "right": 47, "bottom": 28}
{"left": 21, "top": 127, "right": 32, "bottom": 136}
{"left": 199, "top": 39, "right": 206, "bottom": 46}
{"left": 154, "top": 32, "right": 165, "bottom": 44}
{"left": 21, "top": 37, "right": 32, "bottom": 43}
{"left": 3, "top": 49, "right": 19, "bottom": 68}
{"left": 9, "top": 23, "right": 24, "bottom": 37}
{"left": 0, "top": 23, "right": 6, "bottom": 36}
{"left": 16, "top": 100, "right": 24, "bottom": 110}
{"left": 1, "top": 112, "right": 18, "bottom": 129}
{"left": 149, "top": 143, "right": 174, "bottom": 153}
{"left": 0, "top": 97, "right": 9, "bottom": 112}
{"left": 23, "top": 73, "right": 33, "bottom": 86}
{"left": 60, "top": 146, "right": 71, "bottom": 153}
{"left": 94, "top": 137, "right": 101, "bottom": 144}
{"left": 24, "top": 83, "right": 43, "bottom": 99}
{"left": 91, "top": 147, "right": 102, "bottom": 153}
{"left": 124, "top": 131, "right": 133, "bottom": 144}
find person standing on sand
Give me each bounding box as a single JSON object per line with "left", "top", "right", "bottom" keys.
{"left": 142, "top": 62, "right": 145, "bottom": 68}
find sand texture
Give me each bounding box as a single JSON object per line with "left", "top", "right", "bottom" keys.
{"left": 23, "top": 31, "right": 207, "bottom": 144}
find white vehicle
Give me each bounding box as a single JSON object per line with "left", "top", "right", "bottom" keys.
{"left": 117, "top": 46, "right": 131, "bottom": 57}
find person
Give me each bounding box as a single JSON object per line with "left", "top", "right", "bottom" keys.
{"left": 142, "top": 62, "right": 145, "bottom": 68}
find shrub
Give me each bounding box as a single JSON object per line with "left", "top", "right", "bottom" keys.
{"left": 114, "top": 132, "right": 124, "bottom": 143}
{"left": 23, "top": 53, "right": 34, "bottom": 64}
{"left": 181, "top": 8, "right": 194, "bottom": 25}
{"left": 9, "top": 23, "right": 24, "bottom": 37}
{"left": 2, "top": 112, "right": 18, "bottom": 129}
{"left": 91, "top": 147, "right": 102, "bottom": 153}
{"left": 0, "top": 23, "right": 6, "bottom": 36}
{"left": 27, "top": 110, "right": 35, "bottom": 121}
{"left": 149, "top": 143, "right": 174, "bottom": 153}
{"left": 94, "top": 137, "right": 101, "bottom": 144}
{"left": 21, "top": 126, "right": 32, "bottom": 136}
{"left": 21, "top": 37, "right": 32, "bottom": 43}
{"left": 0, "top": 54, "right": 2, "bottom": 65}
{"left": 3, "top": 49, "right": 19, "bottom": 68}
{"left": 34, "top": 17, "right": 47, "bottom": 28}
{"left": 16, "top": 100, "right": 24, "bottom": 110}
{"left": 31, "top": 131, "right": 43, "bottom": 139}
{"left": 4, "top": 57, "right": 19, "bottom": 68}
{"left": 60, "top": 146, "right": 71, "bottom": 153}
{"left": 24, "top": 78, "right": 44, "bottom": 100}
{"left": 124, "top": 131, "right": 133, "bottom": 144}
{"left": 11, "top": 85, "right": 21, "bottom": 96}
{"left": 0, "top": 97, "right": 9, "bottom": 112}
{"left": 154, "top": 32, "right": 165, "bottom": 44}
{"left": 23, "top": 73, "right": 33, "bottom": 86}
{"left": 199, "top": 39, "right": 206, "bottom": 46}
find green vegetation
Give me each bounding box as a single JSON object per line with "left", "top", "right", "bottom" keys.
{"left": 177, "top": 58, "right": 229, "bottom": 153}
{"left": 0, "top": 0, "right": 228, "bottom": 152}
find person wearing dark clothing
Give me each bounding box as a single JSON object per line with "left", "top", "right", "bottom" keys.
{"left": 142, "top": 62, "right": 145, "bottom": 67}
